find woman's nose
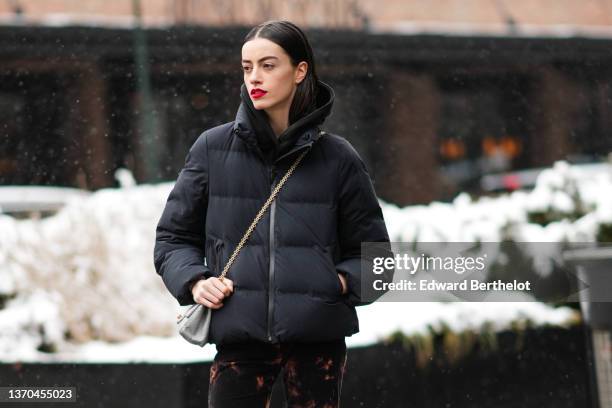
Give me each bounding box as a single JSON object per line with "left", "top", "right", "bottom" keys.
{"left": 248, "top": 67, "right": 261, "bottom": 84}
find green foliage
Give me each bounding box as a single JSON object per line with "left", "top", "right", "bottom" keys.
{"left": 596, "top": 223, "right": 612, "bottom": 243}
{"left": 525, "top": 165, "right": 591, "bottom": 226}
{"left": 0, "top": 293, "right": 15, "bottom": 310}
{"left": 382, "top": 317, "right": 579, "bottom": 369}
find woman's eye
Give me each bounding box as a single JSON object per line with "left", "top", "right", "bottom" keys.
{"left": 242, "top": 66, "right": 251, "bottom": 72}
{"left": 263, "top": 64, "right": 274, "bottom": 69}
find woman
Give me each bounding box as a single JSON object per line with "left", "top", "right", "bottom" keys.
{"left": 154, "top": 20, "right": 391, "bottom": 408}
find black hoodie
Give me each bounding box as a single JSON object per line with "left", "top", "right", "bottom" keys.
{"left": 236, "top": 80, "right": 335, "bottom": 164}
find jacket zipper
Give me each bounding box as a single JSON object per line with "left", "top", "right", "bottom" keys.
{"left": 267, "top": 165, "right": 277, "bottom": 342}
{"left": 265, "top": 140, "right": 315, "bottom": 342}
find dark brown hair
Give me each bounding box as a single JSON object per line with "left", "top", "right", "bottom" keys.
{"left": 244, "top": 20, "right": 319, "bottom": 125}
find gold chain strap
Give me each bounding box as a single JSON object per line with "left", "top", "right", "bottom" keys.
{"left": 217, "top": 133, "right": 321, "bottom": 282}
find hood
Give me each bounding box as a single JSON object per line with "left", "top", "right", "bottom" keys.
{"left": 233, "top": 80, "right": 335, "bottom": 164}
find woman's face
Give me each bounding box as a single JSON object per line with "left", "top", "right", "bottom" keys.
{"left": 241, "top": 37, "right": 307, "bottom": 112}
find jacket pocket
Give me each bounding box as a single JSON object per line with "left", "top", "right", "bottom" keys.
{"left": 205, "top": 239, "right": 214, "bottom": 270}
{"left": 214, "top": 239, "right": 225, "bottom": 276}
{"left": 322, "top": 245, "right": 343, "bottom": 297}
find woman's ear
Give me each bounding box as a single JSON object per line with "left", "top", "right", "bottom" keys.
{"left": 295, "top": 61, "right": 308, "bottom": 84}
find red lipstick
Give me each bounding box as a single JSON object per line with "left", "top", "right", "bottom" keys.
{"left": 251, "top": 88, "right": 267, "bottom": 99}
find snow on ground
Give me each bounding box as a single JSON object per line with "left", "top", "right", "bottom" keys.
{"left": 0, "top": 300, "right": 579, "bottom": 364}
{"left": 0, "top": 161, "right": 607, "bottom": 362}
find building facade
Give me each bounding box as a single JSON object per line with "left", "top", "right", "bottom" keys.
{"left": 1, "top": 2, "right": 612, "bottom": 205}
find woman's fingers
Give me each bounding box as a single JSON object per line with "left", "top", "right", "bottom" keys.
{"left": 201, "top": 291, "right": 224, "bottom": 309}
{"left": 193, "top": 287, "right": 222, "bottom": 307}
{"left": 212, "top": 278, "right": 233, "bottom": 297}
{"left": 193, "top": 277, "right": 235, "bottom": 308}
{"left": 338, "top": 273, "right": 348, "bottom": 294}
{"left": 208, "top": 278, "right": 228, "bottom": 298}
{"left": 220, "top": 278, "right": 234, "bottom": 294}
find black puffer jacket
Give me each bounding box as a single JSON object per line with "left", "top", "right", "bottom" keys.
{"left": 154, "top": 80, "right": 392, "bottom": 345}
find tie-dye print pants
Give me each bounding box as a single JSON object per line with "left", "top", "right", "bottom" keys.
{"left": 208, "top": 339, "right": 347, "bottom": 408}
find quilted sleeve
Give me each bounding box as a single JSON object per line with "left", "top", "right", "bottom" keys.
{"left": 153, "top": 132, "right": 213, "bottom": 306}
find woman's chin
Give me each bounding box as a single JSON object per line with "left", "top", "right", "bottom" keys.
{"left": 252, "top": 100, "right": 271, "bottom": 110}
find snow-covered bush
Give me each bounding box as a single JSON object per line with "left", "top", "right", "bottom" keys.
{"left": 0, "top": 180, "right": 178, "bottom": 350}
{"left": 382, "top": 161, "right": 612, "bottom": 244}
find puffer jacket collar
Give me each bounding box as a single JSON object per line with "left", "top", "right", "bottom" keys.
{"left": 232, "top": 79, "right": 335, "bottom": 164}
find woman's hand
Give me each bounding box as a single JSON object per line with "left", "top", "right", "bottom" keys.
{"left": 191, "top": 277, "right": 234, "bottom": 309}
{"left": 337, "top": 272, "right": 348, "bottom": 295}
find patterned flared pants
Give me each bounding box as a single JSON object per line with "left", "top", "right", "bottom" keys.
{"left": 208, "top": 339, "right": 347, "bottom": 408}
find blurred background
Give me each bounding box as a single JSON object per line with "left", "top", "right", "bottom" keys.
{"left": 3, "top": 0, "right": 612, "bottom": 203}
{"left": 1, "top": 1, "right": 612, "bottom": 407}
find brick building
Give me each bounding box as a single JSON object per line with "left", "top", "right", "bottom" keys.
{"left": 1, "top": 1, "right": 612, "bottom": 204}
{"left": 3, "top": 0, "right": 612, "bottom": 30}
